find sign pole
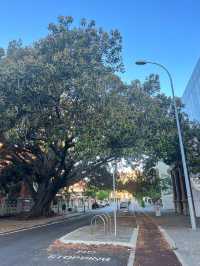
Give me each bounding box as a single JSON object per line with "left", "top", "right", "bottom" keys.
{"left": 113, "top": 162, "right": 117, "bottom": 237}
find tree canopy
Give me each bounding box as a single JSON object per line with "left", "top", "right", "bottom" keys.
{"left": 0, "top": 16, "right": 136, "bottom": 216}
{"left": 0, "top": 16, "right": 200, "bottom": 216}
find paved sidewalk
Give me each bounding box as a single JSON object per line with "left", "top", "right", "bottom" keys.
{"left": 0, "top": 212, "right": 87, "bottom": 234}
{"left": 134, "top": 214, "right": 181, "bottom": 266}
{"left": 151, "top": 212, "right": 200, "bottom": 266}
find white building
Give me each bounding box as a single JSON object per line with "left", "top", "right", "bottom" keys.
{"left": 156, "top": 161, "right": 174, "bottom": 210}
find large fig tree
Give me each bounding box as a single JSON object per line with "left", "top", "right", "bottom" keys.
{"left": 0, "top": 16, "right": 139, "bottom": 217}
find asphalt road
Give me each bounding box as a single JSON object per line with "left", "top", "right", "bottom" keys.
{"left": 0, "top": 213, "right": 130, "bottom": 266}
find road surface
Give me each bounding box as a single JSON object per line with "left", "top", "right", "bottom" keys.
{"left": 0, "top": 213, "right": 130, "bottom": 266}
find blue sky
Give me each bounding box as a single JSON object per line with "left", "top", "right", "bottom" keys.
{"left": 1, "top": 0, "right": 200, "bottom": 96}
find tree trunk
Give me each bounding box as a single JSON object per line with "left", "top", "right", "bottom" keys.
{"left": 28, "top": 186, "right": 57, "bottom": 218}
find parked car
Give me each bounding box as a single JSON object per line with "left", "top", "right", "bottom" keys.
{"left": 92, "top": 202, "right": 99, "bottom": 209}
{"left": 120, "top": 201, "right": 129, "bottom": 209}
{"left": 98, "top": 200, "right": 110, "bottom": 207}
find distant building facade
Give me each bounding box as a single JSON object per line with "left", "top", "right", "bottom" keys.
{"left": 182, "top": 58, "right": 200, "bottom": 121}
{"left": 156, "top": 161, "right": 174, "bottom": 210}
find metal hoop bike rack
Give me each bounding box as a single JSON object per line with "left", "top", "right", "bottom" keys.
{"left": 90, "top": 213, "right": 112, "bottom": 235}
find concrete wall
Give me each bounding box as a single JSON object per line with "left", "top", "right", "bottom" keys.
{"left": 156, "top": 161, "right": 175, "bottom": 210}
{"left": 161, "top": 193, "right": 174, "bottom": 210}
{"left": 192, "top": 188, "right": 200, "bottom": 217}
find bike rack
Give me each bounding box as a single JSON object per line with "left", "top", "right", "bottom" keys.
{"left": 90, "top": 214, "right": 107, "bottom": 234}
{"left": 90, "top": 213, "right": 113, "bottom": 235}
{"left": 100, "top": 213, "right": 112, "bottom": 233}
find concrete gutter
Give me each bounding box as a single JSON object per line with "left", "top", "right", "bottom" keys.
{"left": 127, "top": 226, "right": 139, "bottom": 266}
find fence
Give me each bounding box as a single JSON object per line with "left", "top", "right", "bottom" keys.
{"left": 0, "top": 198, "right": 33, "bottom": 216}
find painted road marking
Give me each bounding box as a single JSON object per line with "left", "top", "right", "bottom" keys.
{"left": 76, "top": 250, "right": 96, "bottom": 254}
{"left": 48, "top": 254, "right": 111, "bottom": 263}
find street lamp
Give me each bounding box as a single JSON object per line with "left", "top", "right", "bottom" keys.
{"left": 135, "top": 60, "right": 197, "bottom": 230}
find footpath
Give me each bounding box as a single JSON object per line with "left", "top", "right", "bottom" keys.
{"left": 134, "top": 213, "right": 181, "bottom": 266}
{"left": 151, "top": 212, "right": 200, "bottom": 266}
{"left": 0, "top": 211, "right": 88, "bottom": 234}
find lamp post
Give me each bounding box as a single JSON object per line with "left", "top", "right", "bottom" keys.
{"left": 135, "top": 60, "right": 197, "bottom": 230}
